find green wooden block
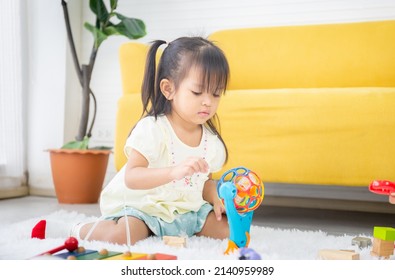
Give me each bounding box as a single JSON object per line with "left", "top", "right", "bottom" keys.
{"left": 373, "top": 227, "right": 395, "bottom": 241}
{"left": 76, "top": 251, "right": 122, "bottom": 260}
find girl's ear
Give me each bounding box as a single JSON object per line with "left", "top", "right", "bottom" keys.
{"left": 160, "top": 79, "right": 175, "bottom": 100}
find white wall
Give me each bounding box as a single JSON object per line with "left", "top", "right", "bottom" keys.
{"left": 26, "top": 0, "right": 67, "bottom": 195}
{"left": 28, "top": 0, "right": 395, "bottom": 194}
{"left": 26, "top": 0, "right": 85, "bottom": 195}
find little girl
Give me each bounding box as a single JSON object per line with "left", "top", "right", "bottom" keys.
{"left": 33, "top": 37, "right": 231, "bottom": 245}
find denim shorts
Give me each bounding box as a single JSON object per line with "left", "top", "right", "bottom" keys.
{"left": 105, "top": 203, "right": 213, "bottom": 237}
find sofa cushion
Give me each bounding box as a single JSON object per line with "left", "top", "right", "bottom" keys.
{"left": 215, "top": 87, "right": 395, "bottom": 186}
{"left": 209, "top": 20, "right": 395, "bottom": 90}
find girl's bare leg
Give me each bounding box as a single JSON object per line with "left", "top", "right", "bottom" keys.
{"left": 79, "top": 216, "right": 152, "bottom": 245}
{"left": 196, "top": 211, "right": 229, "bottom": 239}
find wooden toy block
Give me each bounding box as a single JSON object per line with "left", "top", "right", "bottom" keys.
{"left": 318, "top": 250, "right": 360, "bottom": 260}
{"left": 371, "top": 237, "right": 394, "bottom": 259}
{"left": 373, "top": 227, "right": 395, "bottom": 241}
{"left": 76, "top": 250, "right": 122, "bottom": 260}
{"left": 104, "top": 252, "right": 147, "bottom": 260}
{"left": 352, "top": 237, "right": 372, "bottom": 249}
{"left": 163, "top": 236, "right": 187, "bottom": 248}
{"left": 370, "top": 249, "right": 393, "bottom": 259}
{"left": 370, "top": 251, "right": 392, "bottom": 259}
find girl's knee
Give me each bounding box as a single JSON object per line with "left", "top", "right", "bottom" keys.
{"left": 87, "top": 217, "right": 148, "bottom": 245}
{"left": 197, "top": 212, "right": 229, "bottom": 239}
{"left": 118, "top": 216, "right": 152, "bottom": 243}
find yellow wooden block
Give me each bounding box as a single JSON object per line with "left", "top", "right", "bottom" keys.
{"left": 318, "top": 250, "right": 359, "bottom": 260}
{"left": 163, "top": 236, "right": 187, "bottom": 248}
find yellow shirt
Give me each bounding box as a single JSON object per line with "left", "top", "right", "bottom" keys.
{"left": 100, "top": 115, "right": 226, "bottom": 223}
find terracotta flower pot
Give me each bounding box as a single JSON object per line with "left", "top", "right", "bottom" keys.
{"left": 48, "top": 149, "right": 111, "bottom": 204}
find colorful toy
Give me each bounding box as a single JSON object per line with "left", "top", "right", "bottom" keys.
{"left": 371, "top": 226, "right": 395, "bottom": 259}
{"left": 217, "top": 166, "right": 264, "bottom": 254}
{"left": 38, "top": 237, "right": 78, "bottom": 256}
{"left": 31, "top": 220, "right": 46, "bottom": 239}
{"left": 351, "top": 236, "right": 372, "bottom": 249}
{"left": 369, "top": 180, "right": 395, "bottom": 196}
{"left": 34, "top": 237, "right": 177, "bottom": 260}
{"left": 238, "top": 247, "right": 262, "bottom": 260}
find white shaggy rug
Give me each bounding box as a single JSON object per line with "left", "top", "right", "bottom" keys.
{"left": 0, "top": 210, "right": 387, "bottom": 260}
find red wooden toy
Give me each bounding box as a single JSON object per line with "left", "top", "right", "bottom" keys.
{"left": 38, "top": 237, "right": 79, "bottom": 256}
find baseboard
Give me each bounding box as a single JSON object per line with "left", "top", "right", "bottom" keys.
{"left": 0, "top": 186, "right": 29, "bottom": 199}
{"left": 0, "top": 176, "right": 29, "bottom": 199}
{"left": 28, "top": 187, "right": 56, "bottom": 197}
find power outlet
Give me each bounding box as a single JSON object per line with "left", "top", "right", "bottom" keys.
{"left": 96, "top": 128, "right": 113, "bottom": 142}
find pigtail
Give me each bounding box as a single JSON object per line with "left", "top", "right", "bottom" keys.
{"left": 141, "top": 40, "right": 167, "bottom": 118}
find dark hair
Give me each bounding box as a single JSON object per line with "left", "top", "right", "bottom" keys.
{"left": 141, "top": 36, "right": 229, "bottom": 162}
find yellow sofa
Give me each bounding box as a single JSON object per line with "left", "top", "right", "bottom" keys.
{"left": 115, "top": 20, "right": 395, "bottom": 196}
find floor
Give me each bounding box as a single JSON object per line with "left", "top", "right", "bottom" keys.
{"left": 1, "top": 195, "right": 394, "bottom": 237}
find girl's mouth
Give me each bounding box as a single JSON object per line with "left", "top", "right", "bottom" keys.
{"left": 198, "top": 111, "right": 210, "bottom": 117}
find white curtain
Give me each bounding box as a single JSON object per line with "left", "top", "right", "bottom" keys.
{"left": 0, "top": 0, "right": 27, "bottom": 195}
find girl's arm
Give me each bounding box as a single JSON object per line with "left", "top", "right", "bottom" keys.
{"left": 203, "top": 175, "right": 226, "bottom": 221}
{"left": 125, "top": 149, "right": 209, "bottom": 190}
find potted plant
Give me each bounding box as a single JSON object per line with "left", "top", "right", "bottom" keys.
{"left": 49, "top": 0, "right": 146, "bottom": 203}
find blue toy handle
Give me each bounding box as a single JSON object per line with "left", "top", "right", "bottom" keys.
{"left": 217, "top": 167, "right": 255, "bottom": 254}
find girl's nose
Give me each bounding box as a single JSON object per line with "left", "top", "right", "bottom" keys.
{"left": 202, "top": 94, "right": 212, "bottom": 106}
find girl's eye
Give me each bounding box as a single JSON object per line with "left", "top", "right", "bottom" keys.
{"left": 192, "top": 91, "right": 202, "bottom": 95}
{"left": 213, "top": 90, "right": 223, "bottom": 97}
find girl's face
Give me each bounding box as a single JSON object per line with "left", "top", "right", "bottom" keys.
{"left": 164, "top": 66, "right": 223, "bottom": 127}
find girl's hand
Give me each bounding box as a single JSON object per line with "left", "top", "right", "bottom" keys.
{"left": 213, "top": 198, "right": 226, "bottom": 221}
{"left": 170, "top": 157, "right": 209, "bottom": 180}
{"left": 390, "top": 193, "right": 395, "bottom": 204}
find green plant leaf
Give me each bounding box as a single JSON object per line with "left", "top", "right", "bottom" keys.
{"left": 84, "top": 22, "right": 108, "bottom": 48}
{"left": 114, "top": 13, "right": 146, "bottom": 39}
{"left": 62, "top": 136, "right": 90, "bottom": 150}
{"left": 89, "top": 0, "right": 109, "bottom": 22}
{"left": 103, "top": 25, "right": 120, "bottom": 36}
{"left": 110, "top": 0, "right": 118, "bottom": 11}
